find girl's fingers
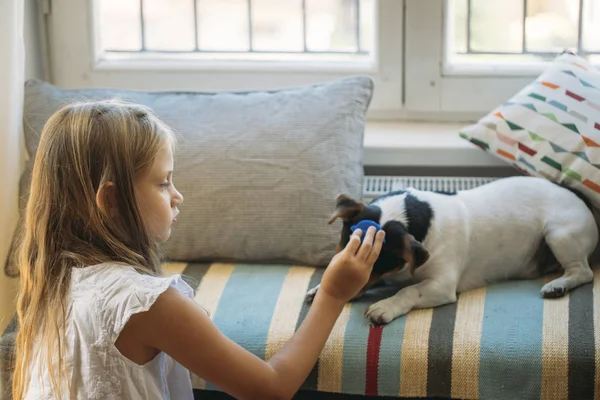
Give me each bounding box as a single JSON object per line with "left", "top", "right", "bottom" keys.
{"left": 356, "top": 226, "right": 376, "bottom": 260}
{"left": 344, "top": 229, "right": 362, "bottom": 254}
{"left": 366, "top": 230, "right": 386, "bottom": 265}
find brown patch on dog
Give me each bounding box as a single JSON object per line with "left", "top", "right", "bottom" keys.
{"left": 328, "top": 193, "right": 365, "bottom": 224}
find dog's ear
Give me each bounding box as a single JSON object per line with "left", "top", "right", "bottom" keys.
{"left": 328, "top": 193, "right": 365, "bottom": 224}
{"left": 402, "top": 235, "right": 430, "bottom": 273}
{"left": 410, "top": 240, "right": 430, "bottom": 268}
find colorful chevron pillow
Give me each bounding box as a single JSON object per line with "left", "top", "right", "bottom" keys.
{"left": 459, "top": 51, "right": 600, "bottom": 208}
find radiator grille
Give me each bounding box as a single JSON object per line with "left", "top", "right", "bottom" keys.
{"left": 363, "top": 175, "right": 497, "bottom": 201}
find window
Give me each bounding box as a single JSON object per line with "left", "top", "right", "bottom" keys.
{"left": 448, "top": 0, "right": 600, "bottom": 69}
{"left": 46, "top": 0, "right": 600, "bottom": 120}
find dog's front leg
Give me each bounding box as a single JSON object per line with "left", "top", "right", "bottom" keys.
{"left": 365, "top": 279, "right": 457, "bottom": 325}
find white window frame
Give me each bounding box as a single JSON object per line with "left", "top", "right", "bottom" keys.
{"left": 46, "top": 0, "right": 404, "bottom": 119}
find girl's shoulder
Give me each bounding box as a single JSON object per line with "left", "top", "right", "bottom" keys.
{"left": 70, "top": 263, "right": 194, "bottom": 342}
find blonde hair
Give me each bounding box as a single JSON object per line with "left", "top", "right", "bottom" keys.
{"left": 12, "top": 100, "right": 176, "bottom": 399}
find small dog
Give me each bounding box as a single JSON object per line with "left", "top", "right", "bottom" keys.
{"left": 306, "top": 176, "right": 599, "bottom": 325}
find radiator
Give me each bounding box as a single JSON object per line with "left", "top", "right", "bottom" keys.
{"left": 362, "top": 175, "right": 498, "bottom": 202}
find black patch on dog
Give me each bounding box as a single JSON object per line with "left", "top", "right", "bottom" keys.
{"left": 404, "top": 194, "right": 433, "bottom": 243}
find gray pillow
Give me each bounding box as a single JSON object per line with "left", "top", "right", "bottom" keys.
{"left": 5, "top": 76, "right": 372, "bottom": 276}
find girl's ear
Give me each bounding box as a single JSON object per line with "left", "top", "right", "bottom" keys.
{"left": 96, "top": 181, "right": 118, "bottom": 219}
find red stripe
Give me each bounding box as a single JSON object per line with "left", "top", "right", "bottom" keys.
{"left": 566, "top": 90, "right": 585, "bottom": 102}
{"left": 595, "top": 122, "right": 600, "bottom": 131}
{"left": 518, "top": 142, "right": 537, "bottom": 156}
{"left": 365, "top": 325, "right": 384, "bottom": 396}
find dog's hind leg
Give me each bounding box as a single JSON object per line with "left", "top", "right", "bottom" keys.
{"left": 540, "top": 218, "right": 598, "bottom": 298}
{"left": 364, "top": 278, "right": 457, "bottom": 325}
{"left": 541, "top": 258, "right": 594, "bottom": 298}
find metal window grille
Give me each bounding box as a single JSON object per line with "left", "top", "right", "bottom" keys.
{"left": 106, "top": 0, "right": 368, "bottom": 55}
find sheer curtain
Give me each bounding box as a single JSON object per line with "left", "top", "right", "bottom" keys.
{"left": 0, "top": 0, "right": 25, "bottom": 331}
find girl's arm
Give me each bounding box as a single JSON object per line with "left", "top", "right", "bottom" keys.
{"left": 120, "top": 227, "right": 384, "bottom": 400}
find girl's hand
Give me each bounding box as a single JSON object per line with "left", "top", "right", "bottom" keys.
{"left": 319, "top": 227, "right": 385, "bottom": 303}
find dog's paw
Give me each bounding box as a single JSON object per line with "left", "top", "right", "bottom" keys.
{"left": 540, "top": 281, "right": 567, "bottom": 298}
{"left": 365, "top": 299, "right": 405, "bottom": 325}
{"left": 305, "top": 285, "right": 319, "bottom": 303}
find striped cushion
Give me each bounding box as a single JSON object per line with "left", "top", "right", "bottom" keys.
{"left": 459, "top": 51, "right": 600, "bottom": 209}
{"left": 165, "top": 262, "right": 600, "bottom": 400}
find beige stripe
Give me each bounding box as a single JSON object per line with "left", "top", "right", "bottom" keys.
{"left": 317, "top": 303, "right": 352, "bottom": 393}
{"left": 541, "top": 274, "right": 569, "bottom": 400}
{"left": 451, "top": 287, "right": 486, "bottom": 399}
{"left": 593, "top": 268, "right": 600, "bottom": 398}
{"left": 265, "top": 266, "right": 316, "bottom": 360}
{"left": 161, "top": 262, "right": 188, "bottom": 277}
{"left": 191, "top": 263, "right": 236, "bottom": 390}
{"left": 399, "top": 308, "right": 434, "bottom": 397}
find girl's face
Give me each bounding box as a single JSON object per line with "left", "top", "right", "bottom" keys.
{"left": 135, "top": 142, "right": 184, "bottom": 243}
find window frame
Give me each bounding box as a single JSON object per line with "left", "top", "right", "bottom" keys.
{"left": 47, "top": 0, "right": 594, "bottom": 120}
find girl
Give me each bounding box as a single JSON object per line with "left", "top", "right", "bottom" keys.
{"left": 12, "top": 100, "right": 385, "bottom": 400}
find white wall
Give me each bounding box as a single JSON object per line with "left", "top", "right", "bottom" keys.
{"left": 0, "top": 0, "right": 43, "bottom": 333}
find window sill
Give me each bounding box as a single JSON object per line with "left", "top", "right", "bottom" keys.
{"left": 363, "top": 121, "right": 506, "bottom": 168}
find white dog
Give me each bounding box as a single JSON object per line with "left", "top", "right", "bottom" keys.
{"left": 306, "top": 176, "right": 598, "bottom": 325}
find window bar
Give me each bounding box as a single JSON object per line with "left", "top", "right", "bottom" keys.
{"left": 247, "top": 0, "right": 254, "bottom": 52}
{"left": 355, "top": 0, "right": 361, "bottom": 52}
{"left": 193, "top": 0, "right": 199, "bottom": 51}
{"left": 522, "top": 0, "right": 527, "bottom": 52}
{"left": 577, "top": 0, "right": 584, "bottom": 54}
{"left": 466, "top": 0, "right": 472, "bottom": 52}
{"left": 139, "top": 0, "right": 146, "bottom": 51}
{"left": 302, "top": 0, "right": 307, "bottom": 52}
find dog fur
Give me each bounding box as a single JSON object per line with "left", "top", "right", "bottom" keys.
{"left": 306, "top": 176, "right": 599, "bottom": 325}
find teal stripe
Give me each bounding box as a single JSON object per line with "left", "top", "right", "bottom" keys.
{"left": 208, "top": 264, "right": 289, "bottom": 391}
{"left": 377, "top": 310, "right": 407, "bottom": 396}
{"left": 341, "top": 300, "right": 371, "bottom": 394}
{"left": 479, "top": 279, "right": 544, "bottom": 400}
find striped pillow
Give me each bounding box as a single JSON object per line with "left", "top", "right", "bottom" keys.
{"left": 460, "top": 51, "right": 600, "bottom": 208}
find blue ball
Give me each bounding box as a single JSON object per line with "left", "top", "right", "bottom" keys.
{"left": 350, "top": 220, "right": 386, "bottom": 243}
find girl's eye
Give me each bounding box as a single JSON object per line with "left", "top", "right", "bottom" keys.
{"left": 160, "top": 181, "right": 171, "bottom": 188}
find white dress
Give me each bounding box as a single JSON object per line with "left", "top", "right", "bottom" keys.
{"left": 25, "top": 263, "right": 195, "bottom": 400}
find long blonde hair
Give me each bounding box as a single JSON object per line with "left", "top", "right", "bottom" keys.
{"left": 12, "top": 100, "right": 176, "bottom": 399}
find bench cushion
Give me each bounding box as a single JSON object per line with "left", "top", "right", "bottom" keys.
{"left": 3, "top": 262, "right": 599, "bottom": 399}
